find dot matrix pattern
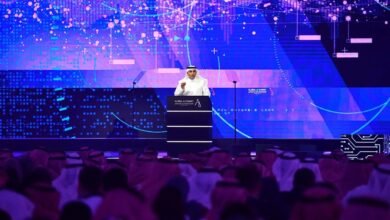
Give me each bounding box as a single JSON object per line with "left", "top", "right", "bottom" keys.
{"left": 0, "top": 88, "right": 166, "bottom": 138}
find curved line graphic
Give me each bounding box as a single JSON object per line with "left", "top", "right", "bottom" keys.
{"left": 111, "top": 112, "right": 167, "bottom": 133}
{"left": 351, "top": 98, "right": 390, "bottom": 134}
{"left": 310, "top": 100, "right": 388, "bottom": 115}
{"left": 212, "top": 108, "right": 253, "bottom": 139}
{"left": 212, "top": 55, "right": 252, "bottom": 139}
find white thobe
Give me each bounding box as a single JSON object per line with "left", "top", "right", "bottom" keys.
{"left": 0, "top": 189, "right": 34, "bottom": 220}
{"left": 174, "top": 76, "right": 210, "bottom": 96}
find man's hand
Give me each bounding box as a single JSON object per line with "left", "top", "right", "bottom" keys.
{"left": 181, "top": 82, "right": 186, "bottom": 90}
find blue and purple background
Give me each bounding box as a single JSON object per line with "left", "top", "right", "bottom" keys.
{"left": 1, "top": 0, "right": 389, "bottom": 139}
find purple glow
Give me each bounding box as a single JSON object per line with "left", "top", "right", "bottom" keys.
{"left": 110, "top": 59, "right": 136, "bottom": 65}
{"left": 335, "top": 52, "right": 359, "bottom": 58}
{"left": 349, "top": 38, "right": 373, "bottom": 44}
{"left": 296, "top": 35, "right": 322, "bottom": 41}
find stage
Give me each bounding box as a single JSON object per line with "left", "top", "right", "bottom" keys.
{"left": 0, "top": 138, "right": 339, "bottom": 155}
{"left": 0, "top": 1, "right": 388, "bottom": 155}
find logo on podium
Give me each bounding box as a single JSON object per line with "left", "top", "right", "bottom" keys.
{"left": 194, "top": 99, "right": 202, "bottom": 108}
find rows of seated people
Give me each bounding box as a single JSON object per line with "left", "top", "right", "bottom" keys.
{"left": 0, "top": 146, "right": 389, "bottom": 220}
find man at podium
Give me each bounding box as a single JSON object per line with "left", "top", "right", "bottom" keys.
{"left": 174, "top": 66, "right": 210, "bottom": 96}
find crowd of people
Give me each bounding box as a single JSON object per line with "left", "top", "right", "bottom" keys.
{"left": 0, "top": 146, "right": 389, "bottom": 220}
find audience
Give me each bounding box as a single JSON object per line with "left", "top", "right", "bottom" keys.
{"left": 0, "top": 146, "right": 389, "bottom": 220}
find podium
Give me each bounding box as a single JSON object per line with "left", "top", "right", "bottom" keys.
{"left": 166, "top": 96, "right": 212, "bottom": 149}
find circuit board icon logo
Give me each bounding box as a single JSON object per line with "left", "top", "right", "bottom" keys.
{"left": 340, "top": 135, "right": 384, "bottom": 160}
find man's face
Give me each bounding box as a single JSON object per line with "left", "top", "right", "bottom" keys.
{"left": 187, "top": 69, "right": 197, "bottom": 79}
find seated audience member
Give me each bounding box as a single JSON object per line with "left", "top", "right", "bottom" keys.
{"left": 141, "top": 159, "right": 181, "bottom": 203}
{"left": 220, "top": 166, "right": 237, "bottom": 181}
{"left": 272, "top": 152, "right": 301, "bottom": 191}
{"left": 0, "top": 149, "right": 13, "bottom": 167}
{"left": 102, "top": 167, "right": 129, "bottom": 193}
{"left": 3, "top": 158, "right": 24, "bottom": 192}
{"left": 343, "top": 163, "right": 390, "bottom": 204}
{"left": 299, "top": 157, "right": 323, "bottom": 182}
{"left": 86, "top": 151, "right": 106, "bottom": 168}
{"left": 28, "top": 148, "right": 49, "bottom": 168}
{"left": 187, "top": 200, "right": 209, "bottom": 220}
{"left": 318, "top": 155, "right": 344, "bottom": 191}
{"left": 256, "top": 149, "right": 278, "bottom": 177}
{"left": 338, "top": 160, "right": 374, "bottom": 198}
{"left": 341, "top": 196, "right": 390, "bottom": 220}
{"left": 290, "top": 184, "right": 342, "bottom": 220}
{"left": 281, "top": 168, "right": 316, "bottom": 215}
{"left": 234, "top": 153, "right": 252, "bottom": 168}
{"left": 0, "top": 166, "right": 34, "bottom": 220}
{"left": 119, "top": 149, "right": 136, "bottom": 171}
{"left": 236, "top": 164, "right": 262, "bottom": 197}
{"left": 236, "top": 164, "right": 263, "bottom": 218}
{"left": 24, "top": 167, "right": 60, "bottom": 220}
{"left": 78, "top": 166, "right": 103, "bottom": 214}
{"left": 47, "top": 152, "right": 67, "bottom": 179}
{"left": 258, "top": 177, "right": 289, "bottom": 220}
{"left": 178, "top": 161, "right": 197, "bottom": 181}
{"left": 220, "top": 202, "right": 257, "bottom": 220}
{"left": 207, "top": 181, "right": 248, "bottom": 220}
{"left": 166, "top": 175, "right": 190, "bottom": 203}
{"left": 207, "top": 150, "right": 232, "bottom": 170}
{"left": 78, "top": 146, "right": 91, "bottom": 163}
{"left": 60, "top": 201, "right": 92, "bottom": 220}
{"left": 94, "top": 188, "right": 155, "bottom": 220}
{"left": 153, "top": 185, "right": 186, "bottom": 220}
{"left": 187, "top": 168, "right": 222, "bottom": 209}
{"left": 53, "top": 152, "right": 83, "bottom": 207}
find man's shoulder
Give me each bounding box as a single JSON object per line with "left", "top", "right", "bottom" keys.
{"left": 198, "top": 76, "right": 208, "bottom": 82}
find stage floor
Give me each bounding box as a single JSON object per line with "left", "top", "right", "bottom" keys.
{"left": 0, "top": 138, "right": 339, "bottom": 155}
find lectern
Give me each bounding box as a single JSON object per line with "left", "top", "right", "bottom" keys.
{"left": 166, "top": 96, "right": 212, "bottom": 149}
